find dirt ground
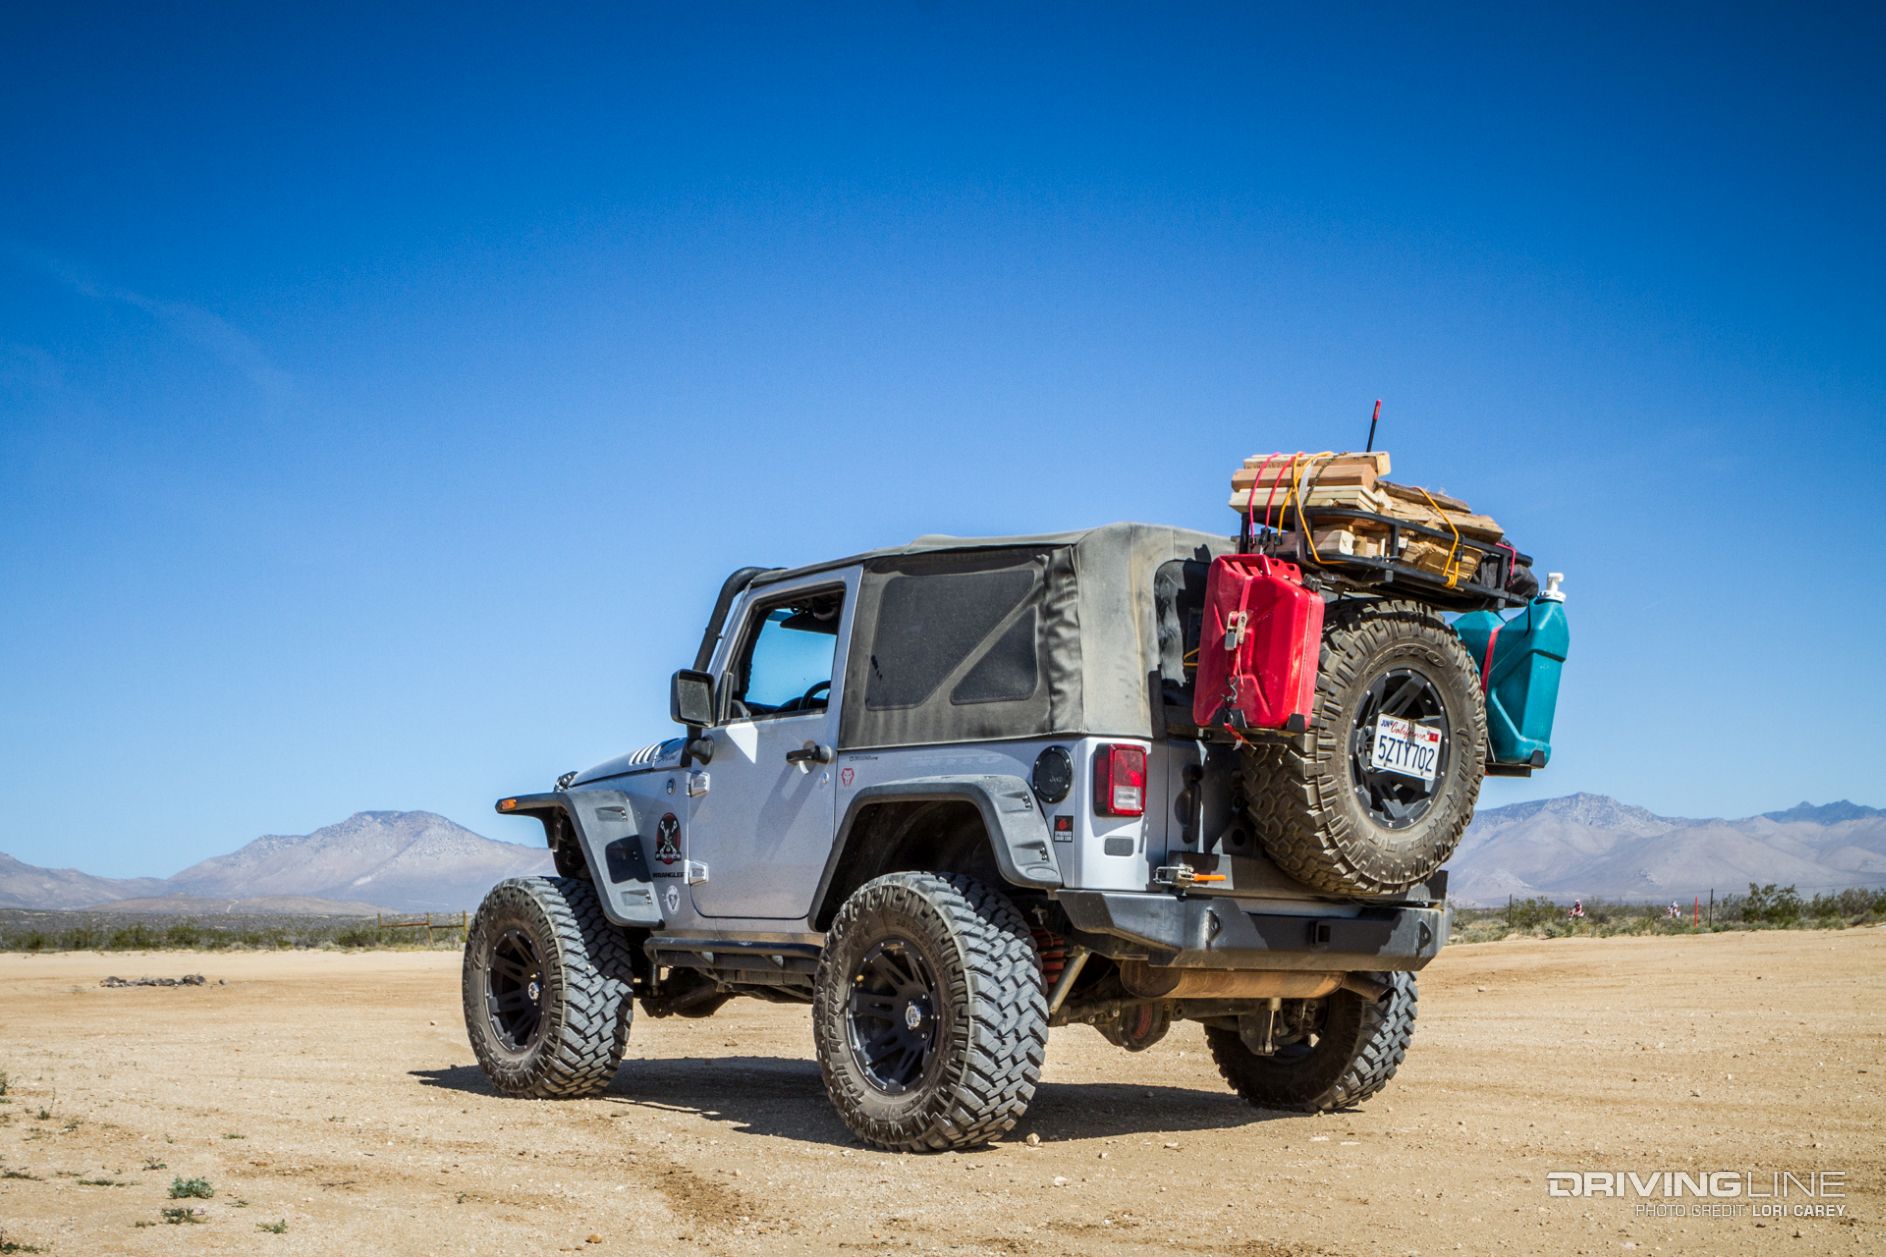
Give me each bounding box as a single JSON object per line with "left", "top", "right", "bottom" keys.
{"left": 0, "top": 929, "right": 1879, "bottom": 1257}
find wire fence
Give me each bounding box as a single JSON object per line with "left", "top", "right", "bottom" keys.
{"left": 1454, "top": 880, "right": 1886, "bottom": 937}
{"left": 0, "top": 907, "right": 476, "bottom": 952}
{"left": 373, "top": 911, "right": 470, "bottom": 945}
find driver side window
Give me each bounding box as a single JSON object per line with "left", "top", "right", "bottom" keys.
{"left": 728, "top": 590, "right": 842, "bottom": 720}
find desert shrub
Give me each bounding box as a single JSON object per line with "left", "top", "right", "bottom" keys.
{"left": 1446, "top": 882, "right": 1886, "bottom": 943}
{"left": 1769, "top": 885, "right": 1802, "bottom": 923}
{"left": 106, "top": 923, "right": 162, "bottom": 950}
{"left": 1448, "top": 911, "right": 1511, "bottom": 943}
{"left": 1579, "top": 896, "right": 1647, "bottom": 926}
{"left": 1806, "top": 886, "right": 1886, "bottom": 922}
{"left": 169, "top": 1176, "right": 213, "bottom": 1199}
{"left": 1738, "top": 885, "right": 1765, "bottom": 923}
{"left": 62, "top": 925, "right": 101, "bottom": 950}
{"left": 1, "top": 909, "right": 478, "bottom": 953}
{"left": 337, "top": 923, "right": 410, "bottom": 948}
{"left": 1741, "top": 883, "right": 1803, "bottom": 925}
{"left": 1504, "top": 896, "right": 1559, "bottom": 930}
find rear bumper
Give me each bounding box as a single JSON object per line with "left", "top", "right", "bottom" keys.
{"left": 1054, "top": 890, "right": 1449, "bottom": 973}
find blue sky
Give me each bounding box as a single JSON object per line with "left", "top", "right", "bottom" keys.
{"left": 3, "top": 4, "right": 1882, "bottom": 875}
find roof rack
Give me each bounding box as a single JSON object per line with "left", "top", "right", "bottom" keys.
{"left": 1243, "top": 502, "right": 1530, "bottom": 612}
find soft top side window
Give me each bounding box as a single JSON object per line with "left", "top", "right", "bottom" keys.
{"left": 728, "top": 590, "right": 843, "bottom": 720}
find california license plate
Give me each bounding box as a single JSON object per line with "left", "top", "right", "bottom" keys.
{"left": 1370, "top": 715, "right": 1442, "bottom": 783}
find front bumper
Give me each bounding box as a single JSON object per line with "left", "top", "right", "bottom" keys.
{"left": 1055, "top": 890, "right": 1449, "bottom": 972}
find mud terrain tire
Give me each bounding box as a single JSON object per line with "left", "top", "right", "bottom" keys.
{"left": 813, "top": 872, "right": 1047, "bottom": 1152}
{"left": 1242, "top": 599, "right": 1486, "bottom": 895}
{"left": 1206, "top": 971, "right": 1417, "bottom": 1111}
{"left": 463, "top": 876, "right": 636, "bottom": 1099}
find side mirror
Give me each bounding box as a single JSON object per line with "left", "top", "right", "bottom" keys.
{"left": 670, "top": 669, "right": 718, "bottom": 729}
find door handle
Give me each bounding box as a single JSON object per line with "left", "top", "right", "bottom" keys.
{"left": 785, "top": 743, "right": 835, "bottom": 766}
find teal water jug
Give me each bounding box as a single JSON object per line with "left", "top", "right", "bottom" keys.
{"left": 1453, "top": 574, "right": 1569, "bottom": 768}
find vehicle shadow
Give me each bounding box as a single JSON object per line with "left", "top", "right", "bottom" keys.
{"left": 412, "top": 1055, "right": 1286, "bottom": 1148}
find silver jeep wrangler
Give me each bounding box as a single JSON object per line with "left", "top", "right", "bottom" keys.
{"left": 468, "top": 523, "right": 1474, "bottom": 1151}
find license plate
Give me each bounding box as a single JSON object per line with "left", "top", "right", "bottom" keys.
{"left": 1370, "top": 715, "right": 1442, "bottom": 783}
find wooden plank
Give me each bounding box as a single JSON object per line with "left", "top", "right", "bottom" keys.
{"left": 1229, "top": 486, "right": 1503, "bottom": 543}
{"left": 1390, "top": 499, "right": 1505, "bottom": 542}
{"left": 1233, "top": 465, "right": 1378, "bottom": 490}
{"left": 1368, "top": 482, "right": 1504, "bottom": 541}
{"left": 1308, "top": 527, "right": 1391, "bottom": 559}
{"left": 1241, "top": 450, "right": 1391, "bottom": 476}
{"left": 1229, "top": 484, "right": 1393, "bottom": 514}
{"left": 1400, "top": 534, "right": 1486, "bottom": 579}
{"left": 1379, "top": 479, "right": 1470, "bottom": 513}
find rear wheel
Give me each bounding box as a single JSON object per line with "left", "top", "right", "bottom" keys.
{"left": 812, "top": 872, "right": 1047, "bottom": 1151}
{"left": 1243, "top": 599, "right": 1486, "bottom": 895}
{"left": 1207, "top": 972, "right": 1417, "bottom": 1111}
{"left": 462, "top": 876, "right": 636, "bottom": 1098}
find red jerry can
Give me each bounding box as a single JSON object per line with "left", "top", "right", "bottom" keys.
{"left": 1192, "top": 554, "right": 1325, "bottom": 732}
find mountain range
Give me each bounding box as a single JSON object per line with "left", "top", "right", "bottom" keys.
{"left": 2, "top": 795, "right": 1882, "bottom": 914}
{"left": 1447, "top": 793, "right": 1886, "bottom": 905}
{"left": 0, "top": 811, "right": 551, "bottom": 914}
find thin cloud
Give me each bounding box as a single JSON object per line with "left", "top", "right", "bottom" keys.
{"left": 99, "top": 283, "right": 295, "bottom": 401}
{"left": 7, "top": 244, "right": 296, "bottom": 402}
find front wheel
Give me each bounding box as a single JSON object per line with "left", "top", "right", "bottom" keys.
{"left": 812, "top": 872, "right": 1047, "bottom": 1151}
{"left": 462, "top": 876, "right": 637, "bottom": 1099}
{"left": 1206, "top": 971, "right": 1417, "bottom": 1112}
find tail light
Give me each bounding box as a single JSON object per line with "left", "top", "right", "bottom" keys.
{"left": 1093, "top": 744, "right": 1147, "bottom": 817}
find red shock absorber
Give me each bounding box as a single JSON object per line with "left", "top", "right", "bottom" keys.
{"left": 1031, "top": 928, "right": 1068, "bottom": 989}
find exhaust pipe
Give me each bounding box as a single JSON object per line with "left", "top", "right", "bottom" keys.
{"left": 1339, "top": 973, "right": 1391, "bottom": 1002}
{"left": 1117, "top": 963, "right": 1341, "bottom": 1001}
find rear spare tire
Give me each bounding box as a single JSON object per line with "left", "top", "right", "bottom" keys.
{"left": 1242, "top": 599, "right": 1485, "bottom": 896}
{"left": 462, "top": 876, "right": 636, "bottom": 1099}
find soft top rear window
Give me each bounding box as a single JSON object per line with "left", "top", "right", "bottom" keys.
{"left": 1154, "top": 557, "right": 1210, "bottom": 713}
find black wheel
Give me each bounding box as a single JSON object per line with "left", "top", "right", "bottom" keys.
{"left": 812, "top": 872, "right": 1047, "bottom": 1152}
{"left": 1242, "top": 599, "right": 1487, "bottom": 895}
{"left": 846, "top": 937, "right": 945, "bottom": 1093}
{"left": 462, "top": 876, "right": 636, "bottom": 1099}
{"left": 1206, "top": 972, "right": 1417, "bottom": 1112}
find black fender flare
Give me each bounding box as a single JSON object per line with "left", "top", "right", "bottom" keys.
{"left": 494, "top": 790, "right": 662, "bottom": 927}
{"left": 810, "top": 775, "right": 1061, "bottom": 924}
